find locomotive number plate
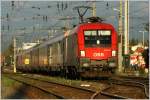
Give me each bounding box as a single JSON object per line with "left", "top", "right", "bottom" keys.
{"left": 93, "top": 53, "right": 104, "bottom": 57}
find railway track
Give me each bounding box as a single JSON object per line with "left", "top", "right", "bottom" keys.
{"left": 4, "top": 73, "right": 98, "bottom": 99}
{"left": 97, "top": 77, "right": 149, "bottom": 99}
{"left": 110, "top": 77, "right": 149, "bottom": 98}
{"left": 112, "top": 75, "right": 149, "bottom": 84}
{"left": 2, "top": 73, "right": 124, "bottom": 99}
{"left": 90, "top": 75, "right": 149, "bottom": 99}
{"left": 3, "top": 73, "right": 149, "bottom": 99}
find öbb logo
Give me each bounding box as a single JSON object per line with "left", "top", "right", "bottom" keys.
{"left": 93, "top": 52, "right": 104, "bottom": 57}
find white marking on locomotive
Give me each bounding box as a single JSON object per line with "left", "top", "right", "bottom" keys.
{"left": 93, "top": 52, "right": 104, "bottom": 57}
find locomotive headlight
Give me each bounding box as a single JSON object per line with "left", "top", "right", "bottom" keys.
{"left": 112, "top": 50, "right": 116, "bottom": 56}
{"left": 80, "top": 50, "right": 85, "bottom": 57}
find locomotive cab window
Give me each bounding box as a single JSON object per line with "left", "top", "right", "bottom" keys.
{"left": 84, "top": 30, "right": 111, "bottom": 47}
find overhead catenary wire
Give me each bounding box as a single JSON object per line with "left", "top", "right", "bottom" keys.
{"left": 1, "top": 1, "right": 149, "bottom": 50}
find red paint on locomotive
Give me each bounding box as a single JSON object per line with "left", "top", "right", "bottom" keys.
{"left": 76, "top": 23, "right": 117, "bottom": 60}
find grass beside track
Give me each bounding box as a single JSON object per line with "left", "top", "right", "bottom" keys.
{"left": 25, "top": 73, "right": 107, "bottom": 91}
{"left": 1, "top": 75, "right": 25, "bottom": 99}
{"left": 2, "top": 74, "right": 63, "bottom": 99}
{"left": 2, "top": 75, "right": 18, "bottom": 86}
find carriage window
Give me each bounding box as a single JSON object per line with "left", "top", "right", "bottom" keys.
{"left": 84, "top": 30, "right": 111, "bottom": 47}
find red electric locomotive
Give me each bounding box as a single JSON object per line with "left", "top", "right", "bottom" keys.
{"left": 65, "top": 17, "right": 118, "bottom": 77}
{"left": 16, "top": 17, "right": 118, "bottom": 78}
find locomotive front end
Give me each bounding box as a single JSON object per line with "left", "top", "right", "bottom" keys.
{"left": 77, "top": 23, "right": 118, "bottom": 77}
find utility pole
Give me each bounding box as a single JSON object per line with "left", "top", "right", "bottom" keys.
{"left": 124, "top": 0, "right": 129, "bottom": 55}
{"left": 92, "top": 1, "right": 96, "bottom": 17}
{"left": 139, "top": 31, "right": 147, "bottom": 46}
{"left": 127, "top": 1, "right": 130, "bottom": 53}
{"left": 13, "top": 36, "right": 16, "bottom": 73}
{"left": 118, "top": 0, "right": 123, "bottom": 73}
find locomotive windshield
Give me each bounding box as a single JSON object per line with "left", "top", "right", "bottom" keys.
{"left": 84, "top": 30, "right": 111, "bottom": 47}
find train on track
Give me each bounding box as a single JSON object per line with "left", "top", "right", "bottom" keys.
{"left": 16, "top": 17, "right": 118, "bottom": 78}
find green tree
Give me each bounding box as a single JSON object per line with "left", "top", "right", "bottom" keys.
{"left": 130, "top": 38, "right": 138, "bottom": 46}
{"left": 2, "top": 43, "right": 14, "bottom": 66}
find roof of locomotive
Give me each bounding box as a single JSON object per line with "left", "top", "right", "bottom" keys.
{"left": 77, "top": 22, "right": 115, "bottom": 30}
{"left": 16, "top": 22, "right": 116, "bottom": 56}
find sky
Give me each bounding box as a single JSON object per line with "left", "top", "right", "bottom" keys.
{"left": 1, "top": 0, "right": 149, "bottom": 52}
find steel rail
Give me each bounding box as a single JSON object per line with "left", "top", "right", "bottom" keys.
{"left": 4, "top": 75, "right": 67, "bottom": 99}
{"left": 21, "top": 74, "right": 103, "bottom": 99}
{"left": 4, "top": 74, "right": 97, "bottom": 99}
{"left": 25, "top": 74, "right": 135, "bottom": 99}
{"left": 20, "top": 74, "right": 96, "bottom": 93}
{"left": 99, "top": 82, "right": 129, "bottom": 99}
{"left": 9, "top": 73, "right": 127, "bottom": 99}
{"left": 109, "top": 78, "right": 149, "bottom": 99}
{"left": 90, "top": 81, "right": 128, "bottom": 99}
{"left": 90, "top": 87, "right": 128, "bottom": 99}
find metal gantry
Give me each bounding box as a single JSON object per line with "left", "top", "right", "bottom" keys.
{"left": 13, "top": 36, "right": 16, "bottom": 73}
{"left": 118, "top": 0, "right": 123, "bottom": 73}
{"left": 139, "top": 30, "right": 147, "bottom": 46}
{"left": 124, "top": 0, "right": 130, "bottom": 55}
